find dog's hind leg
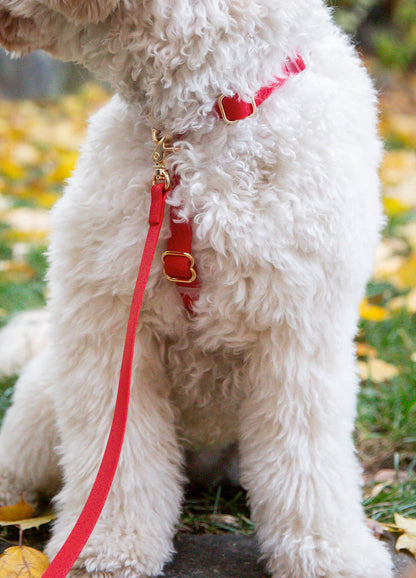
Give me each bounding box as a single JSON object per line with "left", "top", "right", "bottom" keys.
{"left": 0, "top": 348, "right": 61, "bottom": 508}
{"left": 239, "top": 326, "right": 393, "bottom": 578}
{"left": 45, "top": 325, "right": 184, "bottom": 577}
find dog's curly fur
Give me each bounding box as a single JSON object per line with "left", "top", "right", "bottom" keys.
{"left": 0, "top": 0, "right": 393, "bottom": 576}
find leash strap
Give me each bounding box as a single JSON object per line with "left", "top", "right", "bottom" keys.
{"left": 42, "top": 182, "right": 169, "bottom": 578}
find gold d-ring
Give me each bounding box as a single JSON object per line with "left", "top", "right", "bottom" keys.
{"left": 217, "top": 95, "right": 257, "bottom": 124}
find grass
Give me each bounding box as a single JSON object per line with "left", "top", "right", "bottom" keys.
{"left": 179, "top": 485, "right": 253, "bottom": 535}
{"left": 364, "top": 479, "right": 416, "bottom": 523}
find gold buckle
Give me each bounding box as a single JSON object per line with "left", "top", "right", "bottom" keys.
{"left": 162, "top": 251, "right": 197, "bottom": 284}
{"left": 217, "top": 95, "right": 257, "bottom": 124}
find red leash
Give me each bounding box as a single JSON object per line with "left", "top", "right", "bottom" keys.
{"left": 43, "top": 180, "right": 170, "bottom": 577}
{"left": 43, "top": 53, "right": 305, "bottom": 576}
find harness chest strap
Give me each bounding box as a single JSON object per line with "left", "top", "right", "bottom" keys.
{"left": 162, "top": 52, "right": 306, "bottom": 312}
{"left": 42, "top": 52, "right": 306, "bottom": 577}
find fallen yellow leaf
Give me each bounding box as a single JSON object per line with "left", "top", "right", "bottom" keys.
{"left": 395, "top": 513, "right": 416, "bottom": 534}
{"left": 357, "top": 358, "right": 400, "bottom": 382}
{"left": 395, "top": 513, "right": 416, "bottom": 558}
{"left": 359, "top": 299, "right": 390, "bottom": 322}
{"left": 0, "top": 546, "right": 49, "bottom": 577}
{"left": 0, "top": 497, "right": 34, "bottom": 522}
{"left": 394, "top": 255, "right": 416, "bottom": 290}
{"left": 383, "top": 196, "right": 411, "bottom": 217}
{"left": 0, "top": 512, "right": 55, "bottom": 531}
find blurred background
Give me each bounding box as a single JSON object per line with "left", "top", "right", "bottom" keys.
{"left": 0, "top": 0, "right": 416, "bottom": 537}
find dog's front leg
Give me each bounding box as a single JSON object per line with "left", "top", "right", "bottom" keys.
{"left": 0, "top": 349, "right": 61, "bottom": 507}
{"left": 239, "top": 329, "right": 393, "bottom": 578}
{"left": 46, "top": 327, "right": 184, "bottom": 577}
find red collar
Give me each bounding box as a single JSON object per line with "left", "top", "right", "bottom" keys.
{"left": 213, "top": 52, "right": 306, "bottom": 123}
{"left": 163, "top": 52, "right": 307, "bottom": 313}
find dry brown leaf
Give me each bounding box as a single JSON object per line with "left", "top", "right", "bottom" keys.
{"left": 209, "top": 514, "right": 241, "bottom": 528}
{"left": 357, "top": 358, "right": 400, "bottom": 382}
{"left": 366, "top": 517, "right": 388, "bottom": 539}
{"left": 395, "top": 514, "right": 416, "bottom": 558}
{"left": 0, "top": 546, "right": 49, "bottom": 577}
{"left": 0, "top": 496, "right": 34, "bottom": 522}
{"left": 373, "top": 469, "right": 410, "bottom": 484}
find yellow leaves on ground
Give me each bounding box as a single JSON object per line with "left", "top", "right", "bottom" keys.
{"left": 357, "top": 297, "right": 399, "bottom": 383}
{"left": 383, "top": 196, "right": 411, "bottom": 218}
{"left": 0, "top": 495, "right": 54, "bottom": 530}
{"left": 0, "top": 83, "right": 109, "bottom": 211}
{"left": 0, "top": 497, "right": 34, "bottom": 522}
{"left": 375, "top": 149, "right": 416, "bottom": 297}
{"left": 0, "top": 546, "right": 49, "bottom": 577}
{"left": 0, "top": 512, "right": 55, "bottom": 532}
{"left": 359, "top": 298, "right": 390, "bottom": 322}
{"left": 0, "top": 497, "right": 53, "bottom": 576}
{"left": 357, "top": 358, "right": 400, "bottom": 383}
{"left": 355, "top": 342, "right": 378, "bottom": 358}
{"left": 386, "top": 115, "right": 416, "bottom": 150}
{"left": 366, "top": 513, "right": 416, "bottom": 560}
{"left": 394, "top": 514, "right": 416, "bottom": 557}
{"left": 381, "top": 150, "right": 416, "bottom": 207}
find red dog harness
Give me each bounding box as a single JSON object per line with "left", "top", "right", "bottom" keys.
{"left": 43, "top": 52, "right": 306, "bottom": 577}
{"left": 162, "top": 52, "right": 306, "bottom": 313}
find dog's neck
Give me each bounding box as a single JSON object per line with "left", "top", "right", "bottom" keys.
{"left": 72, "top": 0, "right": 329, "bottom": 132}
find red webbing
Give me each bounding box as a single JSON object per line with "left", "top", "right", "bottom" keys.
{"left": 42, "top": 182, "right": 169, "bottom": 577}
{"left": 213, "top": 53, "right": 306, "bottom": 123}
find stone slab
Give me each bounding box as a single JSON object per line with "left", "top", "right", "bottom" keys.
{"left": 162, "top": 534, "right": 416, "bottom": 578}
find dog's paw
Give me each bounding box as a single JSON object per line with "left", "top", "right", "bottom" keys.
{"left": 67, "top": 568, "right": 116, "bottom": 578}
{"left": 337, "top": 535, "right": 393, "bottom": 578}
{"left": 269, "top": 528, "right": 393, "bottom": 578}
{"left": 67, "top": 566, "right": 148, "bottom": 578}
{"left": 53, "top": 549, "right": 163, "bottom": 578}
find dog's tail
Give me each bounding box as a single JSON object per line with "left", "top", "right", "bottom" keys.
{"left": 0, "top": 309, "right": 49, "bottom": 377}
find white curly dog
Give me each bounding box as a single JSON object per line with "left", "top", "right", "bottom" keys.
{"left": 0, "top": 0, "right": 393, "bottom": 576}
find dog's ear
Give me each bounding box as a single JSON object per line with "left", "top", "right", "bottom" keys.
{"left": 38, "top": 0, "right": 119, "bottom": 23}
{"left": 0, "top": 8, "right": 39, "bottom": 53}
